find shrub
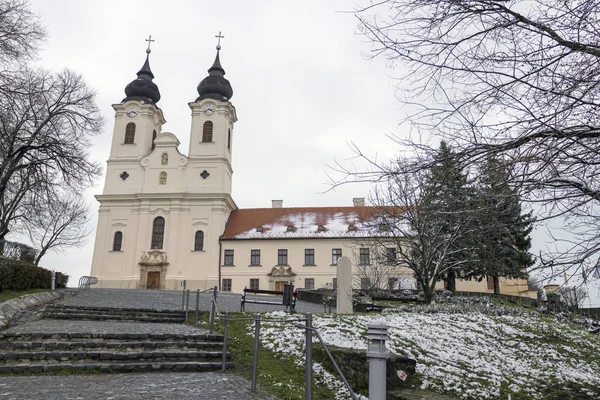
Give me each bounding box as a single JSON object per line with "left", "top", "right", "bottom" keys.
{"left": 0, "top": 256, "right": 56, "bottom": 291}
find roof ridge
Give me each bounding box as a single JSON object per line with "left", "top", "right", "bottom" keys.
{"left": 235, "top": 206, "right": 371, "bottom": 211}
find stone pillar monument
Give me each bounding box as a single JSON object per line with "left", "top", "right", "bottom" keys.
{"left": 336, "top": 256, "right": 353, "bottom": 314}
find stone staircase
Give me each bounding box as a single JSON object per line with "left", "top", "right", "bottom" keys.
{"left": 0, "top": 303, "right": 233, "bottom": 373}
{"left": 42, "top": 305, "right": 187, "bottom": 323}
{"left": 0, "top": 331, "right": 232, "bottom": 373}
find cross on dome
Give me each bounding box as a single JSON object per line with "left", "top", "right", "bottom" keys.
{"left": 215, "top": 31, "right": 224, "bottom": 50}
{"left": 145, "top": 35, "right": 155, "bottom": 54}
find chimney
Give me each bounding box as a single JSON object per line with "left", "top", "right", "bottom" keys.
{"left": 272, "top": 200, "right": 283, "bottom": 208}
{"left": 353, "top": 198, "right": 365, "bottom": 207}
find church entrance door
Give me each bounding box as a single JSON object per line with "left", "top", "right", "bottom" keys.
{"left": 147, "top": 272, "right": 160, "bottom": 289}
{"left": 274, "top": 281, "right": 288, "bottom": 292}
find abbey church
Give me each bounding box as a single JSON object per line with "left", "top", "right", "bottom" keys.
{"left": 90, "top": 42, "right": 534, "bottom": 298}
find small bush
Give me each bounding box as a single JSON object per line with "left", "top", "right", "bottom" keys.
{"left": 0, "top": 256, "right": 58, "bottom": 291}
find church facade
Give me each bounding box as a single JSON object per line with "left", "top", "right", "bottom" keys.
{"left": 89, "top": 43, "right": 534, "bottom": 298}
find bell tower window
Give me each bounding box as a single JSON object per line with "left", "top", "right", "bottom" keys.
{"left": 202, "top": 121, "right": 213, "bottom": 142}
{"left": 124, "top": 123, "right": 136, "bottom": 144}
{"left": 227, "top": 128, "right": 231, "bottom": 149}
{"left": 151, "top": 130, "right": 157, "bottom": 150}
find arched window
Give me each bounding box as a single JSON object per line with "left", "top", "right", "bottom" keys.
{"left": 194, "top": 230, "right": 204, "bottom": 251}
{"left": 202, "top": 121, "right": 213, "bottom": 142}
{"left": 151, "top": 130, "right": 157, "bottom": 150}
{"left": 227, "top": 128, "right": 231, "bottom": 149}
{"left": 159, "top": 171, "right": 167, "bottom": 185}
{"left": 151, "top": 217, "right": 165, "bottom": 249}
{"left": 113, "top": 231, "right": 123, "bottom": 251}
{"left": 124, "top": 123, "right": 136, "bottom": 144}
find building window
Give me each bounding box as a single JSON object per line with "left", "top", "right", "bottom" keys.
{"left": 112, "top": 231, "right": 123, "bottom": 251}
{"left": 332, "top": 249, "right": 342, "bottom": 265}
{"left": 151, "top": 130, "right": 157, "bottom": 150}
{"left": 361, "top": 278, "right": 371, "bottom": 290}
{"left": 124, "top": 123, "right": 135, "bottom": 144}
{"left": 159, "top": 171, "right": 167, "bottom": 185}
{"left": 487, "top": 276, "right": 494, "bottom": 290}
{"left": 194, "top": 231, "right": 204, "bottom": 251}
{"left": 386, "top": 248, "right": 397, "bottom": 265}
{"left": 222, "top": 279, "right": 232, "bottom": 292}
{"left": 202, "top": 121, "right": 213, "bottom": 142}
{"left": 256, "top": 226, "right": 263, "bottom": 233}
{"left": 304, "top": 249, "right": 315, "bottom": 266}
{"left": 388, "top": 278, "right": 398, "bottom": 291}
{"left": 332, "top": 278, "right": 337, "bottom": 289}
{"left": 224, "top": 249, "right": 234, "bottom": 266}
{"left": 278, "top": 249, "right": 288, "bottom": 265}
{"left": 286, "top": 225, "right": 294, "bottom": 232}
{"left": 348, "top": 224, "right": 356, "bottom": 232}
{"left": 317, "top": 225, "right": 325, "bottom": 232}
{"left": 359, "top": 248, "right": 370, "bottom": 265}
{"left": 227, "top": 128, "right": 231, "bottom": 149}
{"left": 250, "top": 278, "right": 259, "bottom": 290}
{"left": 250, "top": 249, "right": 261, "bottom": 266}
{"left": 305, "top": 278, "right": 315, "bottom": 290}
{"left": 151, "top": 217, "right": 165, "bottom": 249}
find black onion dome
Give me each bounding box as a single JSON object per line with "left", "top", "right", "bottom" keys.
{"left": 123, "top": 53, "right": 161, "bottom": 104}
{"left": 196, "top": 50, "right": 233, "bottom": 102}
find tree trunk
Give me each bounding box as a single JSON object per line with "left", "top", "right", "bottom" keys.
{"left": 447, "top": 269, "right": 456, "bottom": 292}
{"left": 493, "top": 276, "right": 500, "bottom": 295}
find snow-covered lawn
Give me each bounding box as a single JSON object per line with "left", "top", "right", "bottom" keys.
{"left": 254, "top": 309, "right": 600, "bottom": 399}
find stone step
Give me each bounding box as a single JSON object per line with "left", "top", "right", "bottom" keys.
{"left": 0, "top": 360, "right": 234, "bottom": 374}
{"left": 42, "top": 312, "right": 185, "bottom": 323}
{"left": 0, "top": 340, "right": 223, "bottom": 351}
{"left": 0, "top": 349, "right": 230, "bottom": 362}
{"left": 0, "top": 332, "right": 224, "bottom": 342}
{"left": 45, "top": 305, "right": 185, "bottom": 315}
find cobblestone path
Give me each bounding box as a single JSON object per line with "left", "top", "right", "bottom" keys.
{"left": 55, "top": 288, "right": 326, "bottom": 314}
{"left": 0, "top": 372, "right": 278, "bottom": 399}
{"left": 0, "top": 288, "right": 329, "bottom": 399}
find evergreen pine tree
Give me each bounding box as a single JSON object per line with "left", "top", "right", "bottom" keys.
{"left": 425, "top": 141, "right": 476, "bottom": 291}
{"left": 470, "top": 156, "right": 535, "bottom": 294}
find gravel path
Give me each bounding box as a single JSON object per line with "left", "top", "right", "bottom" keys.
{"left": 2, "top": 320, "right": 209, "bottom": 335}
{"left": 0, "top": 372, "right": 277, "bottom": 399}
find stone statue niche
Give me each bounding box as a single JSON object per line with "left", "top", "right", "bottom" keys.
{"left": 161, "top": 153, "right": 168, "bottom": 165}
{"left": 159, "top": 171, "right": 167, "bottom": 185}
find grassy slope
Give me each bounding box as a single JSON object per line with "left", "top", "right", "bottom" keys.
{"left": 0, "top": 289, "right": 50, "bottom": 304}
{"left": 191, "top": 305, "right": 600, "bottom": 400}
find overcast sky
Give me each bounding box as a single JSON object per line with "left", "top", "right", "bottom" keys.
{"left": 23, "top": 0, "right": 599, "bottom": 305}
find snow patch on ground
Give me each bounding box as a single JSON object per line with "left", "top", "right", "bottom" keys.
{"left": 251, "top": 310, "right": 600, "bottom": 399}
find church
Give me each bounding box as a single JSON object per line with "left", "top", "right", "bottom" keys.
{"left": 89, "top": 39, "right": 534, "bottom": 298}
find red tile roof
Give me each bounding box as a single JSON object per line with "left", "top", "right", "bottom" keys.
{"left": 221, "top": 206, "right": 385, "bottom": 240}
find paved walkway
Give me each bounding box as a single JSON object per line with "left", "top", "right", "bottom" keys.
{"left": 0, "top": 372, "right": 277, "bottom": 399}
{"left": 0, "top": 288, "right": 320, "bottom": 399}
{"left": 55, "top": 288, "right": 325, "bottom": 314}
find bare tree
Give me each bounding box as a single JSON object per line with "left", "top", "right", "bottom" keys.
{"left": 0, "top": 55, "right": 102, "bottom": 248}
{"left": 354, "top": 0, "right": 600, "bottom": 281}
{"left": 560, "top": 286, "right": 588, "bottom": 311}
{"left": 360, "top": 160, "right": 477, "bottom": 303}
{"left": 351, "top": 238, "right": 410, "bottom": 295}
{"left": 24, "top": 193, "right": 90, "bottom": 266}
{"left": 0, "top": 0, "right": 45, "bottom": 63}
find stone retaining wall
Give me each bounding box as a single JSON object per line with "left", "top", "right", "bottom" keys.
{"left": 0, "top": 291, "right": 64, "bottom": 330}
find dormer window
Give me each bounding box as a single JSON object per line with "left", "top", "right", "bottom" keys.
{"left": 317, "top": 225, "right": 325, "bottom": 232}
{"left": 348, "top": 224, "right": 357, "bottom": 232}
{"left": 256, "top": 226, "right": 263, "bottom": 233}
{"left": 378, "top": 223, "right": 390, "bottom": 232}
{"left": 286, "top": 225, "right": 294, "bottom": 232}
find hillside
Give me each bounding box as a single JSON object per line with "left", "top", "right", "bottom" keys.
{"left": 255, "top": 303, "right": 600, "bottom": 399}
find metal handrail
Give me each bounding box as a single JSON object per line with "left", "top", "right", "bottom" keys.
{"left": 296, "top": 324, "right": 359, "bottom": 400}
{"left": 78, "top": 276, "right": 98, "bottom": 289}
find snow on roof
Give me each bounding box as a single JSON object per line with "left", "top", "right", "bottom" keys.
{"left": 221, "top": 206, "right": 409, "bottom": 240}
